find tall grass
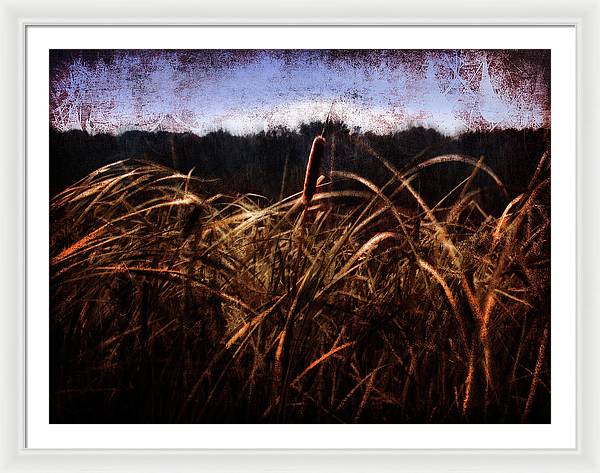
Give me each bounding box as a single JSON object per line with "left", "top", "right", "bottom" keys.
{"left": 50, "top": 135, "right": 550, "bottom": 423}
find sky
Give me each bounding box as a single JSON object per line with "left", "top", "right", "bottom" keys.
{"left": 49, "top": 49, "right": 550, "bottom": 136}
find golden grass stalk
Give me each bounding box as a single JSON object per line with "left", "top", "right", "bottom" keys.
{"left": 273, "top": 329, "right": 287, "bottom": 395}
{"left": 462, "top": 341, "right": 476, "bottom": 416}
{"left": 521, "top": 325, "right": 549, "bottom": 422}
{"left": 419, "top": 259, "right": 470, "bottom": 354}
{"left": 291, "top": 341, "right": 355, "bottom": 387}
{"left": 354, "top": 361, "right": 379, "bottom": 423}
{"left": 50, "top": 144, "right": 550, "bottom": 424}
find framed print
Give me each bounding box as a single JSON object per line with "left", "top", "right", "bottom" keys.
{"left": 1, "top": 0, "right": 599, "bottom": 471}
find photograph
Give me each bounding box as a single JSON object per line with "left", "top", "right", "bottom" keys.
{"left": 49, "top": 48, "right": 551, "bottom": 424}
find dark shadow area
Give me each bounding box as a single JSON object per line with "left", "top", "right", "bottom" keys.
{"left": 50, "top": 124, "right": 549, "bottom": 214}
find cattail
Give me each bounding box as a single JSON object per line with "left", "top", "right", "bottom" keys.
{"left": 302, "top": 136, "right": 326, "bottom": 207}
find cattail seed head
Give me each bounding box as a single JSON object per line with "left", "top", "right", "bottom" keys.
{"left": 302, "top": 135, "right": 326, "bottom": 207}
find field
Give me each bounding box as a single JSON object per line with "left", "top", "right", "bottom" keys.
{"left": 49, "top": 127, "right": 551, "bottom": 423}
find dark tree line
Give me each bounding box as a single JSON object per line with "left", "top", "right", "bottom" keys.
{"left": 50, "top": 123, "right": 549, "bottom": 213}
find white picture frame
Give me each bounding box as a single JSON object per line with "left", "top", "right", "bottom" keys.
{"left": 1, "top": 0, "right": 599, "bottom": 471}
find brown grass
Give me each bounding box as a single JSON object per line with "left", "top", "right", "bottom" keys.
{"left": 49, "top": 134, "right": 550, "bottom": 424}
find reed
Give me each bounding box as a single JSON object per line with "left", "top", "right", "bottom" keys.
{"left": 49, "top": 131, "right": 551, "bottom": 424}
{"left": 302, "top": 135, "right": 327, "bottom": 207}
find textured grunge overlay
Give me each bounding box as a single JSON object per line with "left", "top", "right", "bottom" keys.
{"left": 50, "top": 49, "right": 550, "bottom": 136}
{"left": 50, "top": 48, "right": 552, "bottom": 425}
